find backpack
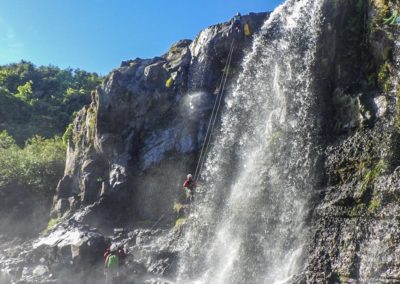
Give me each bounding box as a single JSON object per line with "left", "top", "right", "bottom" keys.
{"left": 107, "top": 254, "right": 119, "bottom": 269}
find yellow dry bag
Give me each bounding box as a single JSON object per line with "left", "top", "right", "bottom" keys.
{"left": 166, "top": 77, "right": 174, "bottom": 88}
{"left": 244, "top": 23, "right": 251, "bottom": 36}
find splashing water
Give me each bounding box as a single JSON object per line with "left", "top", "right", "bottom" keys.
{"left": 176, "top": 0, "right": 325, "bottom": 283}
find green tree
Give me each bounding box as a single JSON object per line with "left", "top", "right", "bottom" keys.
{"left": 0, "top": 61, "right": 103, "bottom": 144}
{"left": 0, "top": 131, "right": 66, "bottom": 192}
{"left": 15, "top": 80, "right": 33, "bottom": 104}
{"left": 0, "top": 131, "right": 66, "bottom": 236}
{"left": 0, "top": 130, "right": 16, "bottom": 148}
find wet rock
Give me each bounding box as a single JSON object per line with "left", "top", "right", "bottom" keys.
{"left": 373, "top": 95, "right": 388, "bottom": 118}
{"left": 70, "top": 233, "right": 106, "bottom": 266}
{"left": 148, "top": 251, "right": 176, "bottom": 276}
{"left": 113, "top": 228, "right": 128, "bottom": 240}
{"left": 55, "top": 175, "right": 73, "bottom": 198}
{"left": 304, "top": 0, "right": 400, "bottom": 282}
{"left": 32, "top": 265, "right": 48, "bottom": 276}
{"left": 52, "top": 198, "right": 69, "bottom": 218}
{"left": 0, "top": 220, "right": 109, "bottom": 283}
{"left": 332, "top": 88, "right": 364, "bottom": 132}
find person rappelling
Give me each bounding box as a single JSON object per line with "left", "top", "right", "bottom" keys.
{"left": 183, "top": 174, "right": 196, "bottom": 202}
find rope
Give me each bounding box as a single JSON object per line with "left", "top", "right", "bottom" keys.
{"left": 198, "top": 40, "right": 235, "bottom": 178}
{"left": 150, "top": 213, "right": 167, "bottom": 231}
{"left": 193, "top": 41, "right": 233, "bottom": 181}
{"left": 194, "top": 39, "right": 236, "bottom": 182}
{"left": 148, "top": 39, "right": 236, "bottom": 230}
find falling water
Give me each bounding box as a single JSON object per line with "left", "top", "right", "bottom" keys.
{"left": 177, "top": 0, "right": 324, "bottom": 283}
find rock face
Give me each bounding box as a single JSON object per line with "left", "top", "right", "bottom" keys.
{"left": 303, "top": 0, "right": 400, "bottom": 283}
{"left": 0, "top": 221, "right": 107, "bottom": 284}
{"left": 52, "top": 13, "right": 268, "bottom": 224}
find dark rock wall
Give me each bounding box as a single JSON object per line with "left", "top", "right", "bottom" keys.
{"left": 306, "top": 0, "right": 400, "bottom": 282}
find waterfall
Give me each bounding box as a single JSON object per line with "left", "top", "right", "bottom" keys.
{"left": 177, "top": 0, "right": 324, "bottom": 283}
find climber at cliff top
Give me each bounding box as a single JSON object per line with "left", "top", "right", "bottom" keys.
{"left": 183, "top": 174, "right": 196, "bottom": 202}
{"left": 231, "top": 12, "right": 243, "bottom": 34}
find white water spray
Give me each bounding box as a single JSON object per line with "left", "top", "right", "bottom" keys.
{"left": 177, "top": 0, "right": 324, "bottom": 283}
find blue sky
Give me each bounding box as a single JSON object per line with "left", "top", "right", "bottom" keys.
{"left": 0, "top": 0, "right": 283, "bottom": 74}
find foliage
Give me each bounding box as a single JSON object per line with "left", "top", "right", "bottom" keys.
{"left": 377, "top": 61, "right": 391, "bottom": 92}
{"left": 368, "top": 191, "right": 381, "bottom": 213}
{"left": 62, "top": 123, "right": 74, "bottom": 146}
{"left": 0, "top": 61, "right": 102, "bottom": 144}
{"left": 362, "top": 159, "right": 384, "bottom": 187}
{"left": 354, "top": 159, "right": 384, "bottom": 202}
{"left": 350, "top": 203, "right": 367, "bottom": 217}
{"left": 15, "top": 80, "right": 33, "bottom": 104}
{"left": 334, "top": 157, "right": 374, "bottom": 185}
{"left": 175, "top": 218, "right": 187, "bottom": 227}
{"left": 366, "top": 1, "right": 396, "bottom": 92}
{"left": 0, "top": 130, "right": 66, "bottom": 193}
{"left": 87, "top": 107, "right": 97, "bottom": 137}
{"left": 0, "top": 130, "right": 16, "bottom": 148}
{"left": 173, "top": 202, "right": 184, "bottom": 213}
{"left": 373, "top": 0, "right": 391, "bottom": 20}
{"left": 46, "top": 218, "right": 60, "bottom": 231}
{"left": 173, "top": 202, "right": 189, "bottom": 214}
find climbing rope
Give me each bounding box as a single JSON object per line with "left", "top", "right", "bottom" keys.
{"left": 150, "top": 213, "right": 166, "bottom": 231}
{"left": 194, "top": 38, "right": 236, "bottom": 183}
{"left": 149, "top": 39, "right": 236, "bottom": 230}
{"left": 194, "top": 39, "right": 236, "bottom": 182}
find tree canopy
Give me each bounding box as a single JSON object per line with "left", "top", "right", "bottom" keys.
{"left": 0, "top": 61, "right": 102, "bottom": 144}
{"left": 0, "top": 131, "right": 66, "bottom": 193}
